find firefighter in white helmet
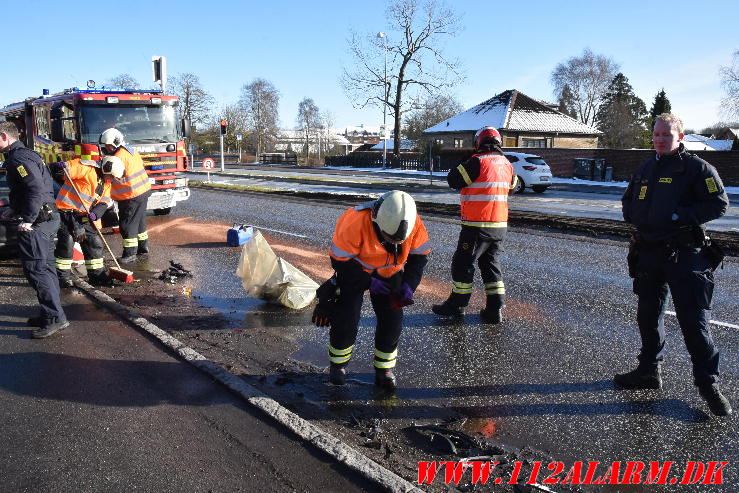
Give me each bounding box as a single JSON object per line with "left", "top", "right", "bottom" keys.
{"left": 312, "top": 190, "right": 431, "bottom": 391}
{"left": 99, "top": 128, "right": 152, "bottom": 263}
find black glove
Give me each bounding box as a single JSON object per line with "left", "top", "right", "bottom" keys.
{"left": 312, "top": 277, "right": 339, "bottom": 327}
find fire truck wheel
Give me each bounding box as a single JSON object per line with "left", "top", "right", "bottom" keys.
{"left": 153, "top": 208, "right": 172, "bottom": 216}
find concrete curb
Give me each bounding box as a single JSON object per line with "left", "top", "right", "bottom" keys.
{"left": 73, "top": 278, "right": 422, "bottom": 493}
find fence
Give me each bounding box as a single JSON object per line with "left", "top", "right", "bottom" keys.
{"left": 325, "top": 152, "right": 428, "bottom": 171}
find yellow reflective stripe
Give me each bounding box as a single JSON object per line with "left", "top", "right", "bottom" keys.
{"left": 485, "top": 281, "right": 504, "bottom": 287}
{"left": 457, "top": 164, "right": 472, "bottom": 186}
{"left": 123, "top": 238, "right": 139, "bottom": 247}
{"left": 374, "top": 359, "right": 396, "bottom": 369}
{"left": 461, "top": 220, "right": 508, "bottom": 228}
{"left": 55, "top": 259, "right": 73, "bottom": 270}
{"left": 485, "top": 288, "right": 505, "bottom": 295}
{"left": 510, "top": 175, "right": 518, "bottom": 189}
{"left": 374, "top": 348, "right": 397, "bottom": 361}
{"left": 137, "top": 231, "right": 149, "bottom": 240}
{"left": 329, "top": 354, "right": 351, "bottom": 364}
{"left": 329, "top": 344, "right": 354, "bottom": 356}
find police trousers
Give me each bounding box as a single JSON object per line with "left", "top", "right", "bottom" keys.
{"left": 329, "top": 290, "right": 403, "bottom": 369}
{"left": 55, "top": 211, "right": 105, "bottom": 278}
{"left": 632, "top": 246, "right": 719, "bottom": 385}
{"left": 17, "top": 216, "right": 66, "bottom": 325}
{"left": 118, "top": 190, "right": 151, "bottom": 254}
{"left": 449, "top": 226, "right": 505, "bottom": 308}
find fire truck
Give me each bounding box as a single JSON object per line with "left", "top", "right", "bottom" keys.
{"left": 0, "top": 87, "right": 191, "bottom": 215}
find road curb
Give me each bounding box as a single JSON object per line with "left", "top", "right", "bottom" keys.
{"left": 73, "top": 278, "right": 422, "bottom": 493}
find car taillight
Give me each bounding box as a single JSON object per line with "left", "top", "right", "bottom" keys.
{"left": 523, "top": 165, "right": 537, "bottom": 171}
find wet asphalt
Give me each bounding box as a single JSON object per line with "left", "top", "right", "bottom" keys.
{"left": 151, "top": 187, "right": 738, "bottom": 490}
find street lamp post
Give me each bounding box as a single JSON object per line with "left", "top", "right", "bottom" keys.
{"left": 377, "top": 32, "right": 388, "bottom": 169}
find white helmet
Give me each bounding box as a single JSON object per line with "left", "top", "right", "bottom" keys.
{"left": 101, "top": 156, "right": 125, "bottom": 179}
{"left": 99, "top": 127, "right": 125, "bottom": 148}
{"left": 372, "top": 190, "right": 417, "bottom": 244}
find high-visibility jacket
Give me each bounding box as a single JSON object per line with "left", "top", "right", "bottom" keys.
{"left": 457, "top": 152, "right": 515, "bottom": 228}
{"left": 56, "top": 159, "right": 112, "bottom": 213}
{"left": 329, "top": 204, "right": 431, "bottom": 279}
{"left": 110, "top": 146, "right": 151, "bottom": 201}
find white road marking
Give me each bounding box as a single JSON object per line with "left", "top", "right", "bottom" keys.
{"left": 665, "top": 310, "right": 739, "bottom": 330}
{"left": 253, "top": 225, "right": 309, "bottom": 238}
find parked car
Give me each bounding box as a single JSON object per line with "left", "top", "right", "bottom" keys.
{"left": 504, "top": 152, "right": 553, "bottom": 194}
{"left": 0, "top": 162, "right": 19, "bottom": 253}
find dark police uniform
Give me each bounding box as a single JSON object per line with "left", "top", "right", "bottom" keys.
{"left": 621, "top": 143, "right": 728, "bottom": 385}
{"left": 4, "top": 141, "right": 67, "bottom": 326}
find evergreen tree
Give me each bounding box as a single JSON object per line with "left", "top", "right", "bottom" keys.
{"left": 649, "top": 89, "right": 672, "bottom": 119}
{"left": 595, "top": 73, "right": 649, "bottom": 148}
{"left": 557, "top": 84, "right": 578, "bottom": 119}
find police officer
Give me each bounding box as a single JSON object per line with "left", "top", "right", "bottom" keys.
{"left": 618, "top": 113, "right": 731, "bottom": 416}
{"left": 312, "top": 190, "right": 431, "bottom": 390}
{"left": 0, "top": 121, "right": 68, "bottom": 338}
{"left": 50, "top": 157, "right": 122, "bottom": 287}
{"left": 98, "top": 128, "right": 152, "bottom": 263}
{"left": 432, "top": 126, "right": 516, "bottom": 323}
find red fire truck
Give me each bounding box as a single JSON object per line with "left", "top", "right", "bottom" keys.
{"left": 1, "top": 87, "right": 191, "bottom": 215}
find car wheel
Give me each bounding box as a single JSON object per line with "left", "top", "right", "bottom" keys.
{"left": 532, "top": 185, "right": 548, "bottom": 193}
{"left": 153, "top": 207, "right": 172, "bottom": 216}
{"left": 511, "top": 176, "right": 525, "bottom": 194}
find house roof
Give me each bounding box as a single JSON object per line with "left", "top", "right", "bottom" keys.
{"left": 369, "top": 138, "right": 415, "bottom": 151}
{"left": 423, "top": 89, "right": 601, "bottom": 135}
{"left": 682, "top": 134, "right": 734, "bottom": 151}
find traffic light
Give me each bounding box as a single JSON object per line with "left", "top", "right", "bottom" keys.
{"left": 220, "top": 120, "right": 228, "bottom": 135}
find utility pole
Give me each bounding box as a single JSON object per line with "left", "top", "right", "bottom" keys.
{"left": 377, "top": 32, "right": 388, "bottom": 169}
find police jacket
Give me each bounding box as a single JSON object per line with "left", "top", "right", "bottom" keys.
{"left": 3, "top": 141, "right": 56, "bottom": 223}
{"left": 622, "top": 144, "right": 729, "bottom": 243}
{"left": 329, "top": 204, "right": 431, "bottom": 293}
{"left": 447, "top": 148, "right": 516, "bottom": 239}
{"left": 110, "top": 146, "right": 151, "bottom": 201}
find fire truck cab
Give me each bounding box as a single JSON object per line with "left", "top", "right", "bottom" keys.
{"left": 1, "top": 87, "right": 191, "bottom": 215}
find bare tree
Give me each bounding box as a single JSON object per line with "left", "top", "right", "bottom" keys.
{"left": 216, "top": 104, "right": 249, "bottom": 153}
{"left": 106, "top": 73, "right": 140, "bottom": 89}
{"left": 551, "top": 48, "right": 620, "bottom": 127}
{"left": 342, "top": 0, "right": 464, "bottom": 158}
{"left": 168, "top": 73, "right": 215, "bottom": 127}
{"left": 296, "top": 98, "right": 321, "bottom": 159}
{"left": 720, "top": 50, "right": 739, "bottom": 118}
{"left": 239, "top": 78, "right": 280, "bottom": 158}
{"left": 320, "top": 109, "right": 336, "bottom": 156}
{"left": 403, "top": 92, "right": 463, "bottom": 144}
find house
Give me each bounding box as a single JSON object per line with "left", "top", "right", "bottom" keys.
{"left": 714, "top": 128, "right": 739, "bottom": 141}
{"left": 682, "top": 134, "right": 734, "bottom": 151}
{"left": 339, "top": 124, "right": 395, "bottom": 152}
{"left": 369, "top": 138, "right": 415, "bottom": 151}
{"left": 423, "top": 89, "right": 601, "bottom": 149}
{"left": 274, "top": 129, "right": 352, "bottom": 155}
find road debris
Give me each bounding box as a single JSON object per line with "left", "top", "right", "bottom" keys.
{"left": 159, "top": 260, "right": 193, "bottom": 284}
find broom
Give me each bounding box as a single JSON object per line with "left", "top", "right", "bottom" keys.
{"left": 62, "top": 167, "right": 134, "bottom": 283}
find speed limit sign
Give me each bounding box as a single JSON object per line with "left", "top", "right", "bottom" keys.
{"left": 202, "top": 157, "right": 215, "bottom": 170}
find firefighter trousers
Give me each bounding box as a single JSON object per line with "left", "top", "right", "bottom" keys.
{"left": 448, "top": 226, "right": 505, "bottom": 308}
{"left": 118, "top": 190, "right": 151, "bottom": 256}
{"left": 18, "top": 216, "right": 67, "bottom": 325}
{"left": 633, "top": 246, "right": 719, "bottom": 386}
{"left": 55, "top": 212, "right": 105, "bottom": 279}
{"left": 329, "top": 290, "right": 403, "bottom": 369}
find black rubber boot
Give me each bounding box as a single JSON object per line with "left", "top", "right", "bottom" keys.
{"left": 137, "top": 240, "right": 149, "bottom": 255}
{"left": 88, "top": 271, "right": 115, "bottom": 287}
{"left": 27, "top": 316, "right": 44, "bottom": 327}
{"left": 120, "top": 247, "right": 138, "bottom": 264}
{"left": 375, "top": 368, "right": 397, "bottom": 390}
{"left": 480, "top": 307, "right": 503, "bottom": 324}
{"left": 329, "top": 363, "right": 347, "bottom": 385}
{"left": 58, "top": 275, "right": 74, "bottom": 288}
{"left": 32, "top": 320, "right": 70, "bottom": 339}
{"left": 614, "top": 365, "right": 662, "bottom": 390}
{"left": 432, "top": 294, "right": 467, "bottom": 317}
{"left": 698, "top": 383, "right": 732, "bottom": 416}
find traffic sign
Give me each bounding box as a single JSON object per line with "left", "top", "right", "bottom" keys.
{"left": 236, "top": 134, "right": 243, "bottom": 141}
{"left": 202, "top": 157, "right": 215, "bottom": 170}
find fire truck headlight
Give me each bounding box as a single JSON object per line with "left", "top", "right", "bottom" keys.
{"left": 175, "top": 177, "right": 188, "bottom": 188}
{"left": 166, "top": 144, "right": 175, "bottom": 152}
{"left": 106, "top": 96, "right": 119, "bottom": 104}
{"left": 151, "top": 97, "right": 162, "bottom": 104}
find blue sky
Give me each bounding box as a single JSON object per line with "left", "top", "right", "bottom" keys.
{"left": 4, "top": 0, "right": 737, "bottom": 131}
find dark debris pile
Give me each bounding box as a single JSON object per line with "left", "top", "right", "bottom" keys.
{"left": 158, "top": 260, "right": 193, "bottom": 284}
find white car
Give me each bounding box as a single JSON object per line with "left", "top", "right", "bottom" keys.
{"left": 504, "top": 152, "right": 553, "bottom": 194}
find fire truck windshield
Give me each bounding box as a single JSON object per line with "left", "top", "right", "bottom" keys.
{"left": 79, "top": 104, "right": 180, "bottom": 144}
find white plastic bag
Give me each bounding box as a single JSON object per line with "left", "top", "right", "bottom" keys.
{"left": 235, "top": 230, "right": 318, "bottom": 309}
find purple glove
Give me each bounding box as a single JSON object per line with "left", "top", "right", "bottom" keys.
{"left": 50, "top": 161, "right": 67, "bottom": 173}
{"left": 87, "top": 211, "right": 98, "bottom": 222}
{"left": 397, "top": 282, "right": 413, "bottom": 302}
{"left": 369, "top": 277, "right": 391, "bottom": 295}
{"left": 390, "top": 283, "right": 414, "bottom": 311}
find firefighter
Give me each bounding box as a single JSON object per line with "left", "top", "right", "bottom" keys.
{"left": 432, "top": 127, "right": 516, "bottom": 323}
{"left": 312, "top": 190, "right": 431, "bottom": 390}
{"left": 0, "top": 121, "right": 68, "bottom": 338}
{"left": 98, "top": 128, "right": 152, "bottom": 263}
{"left": 51, "top": 157, "right": 122, "bottom": 287}
{"left": 618, "top": 113, "right": 731, "bottom": 416}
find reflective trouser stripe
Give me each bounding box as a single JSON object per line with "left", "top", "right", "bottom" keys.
{"left": 452, "top": 281, "right": 474, "bottom": 294}
{"left": 137, "top": 231, "right": 149, "bottom": 241}
{"left": 374, "top": 348, "right": 398, "bottom": 369}
{"left": 328, "top": 344, "right": 354, "bottom": 364}
{"left": 84, "top": 258, "right": 105, "bottom": 270}
{"left": 485, "top": 281, "right": 505, "bottom": 295}
{"left": 55, "top": 258, "right": 73, "bottom": 270}
{"left": 123, "top": 238, "right": 139, "bottom": 248}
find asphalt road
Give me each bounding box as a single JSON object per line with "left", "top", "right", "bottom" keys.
{"left": 142, "top": 187, "right": 738, "bottom": 490}
{"left": 0, "top": 260, "right": 377, "bottom": 492}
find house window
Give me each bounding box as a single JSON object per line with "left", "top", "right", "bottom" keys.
{"left": 523, "top": 138, "right": 547, "bottom": 148}
{"left": 453, "top": 138, "right": 464, "bottom": 148}
{"left": 503, "top": 137, "right": 517, "bottom": 147}
{"left": 434, "top": 139, "right": 444, "bottom": 145}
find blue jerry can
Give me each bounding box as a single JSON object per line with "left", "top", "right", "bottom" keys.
{"left": 227, "top": 224, "right": 254, "bottom": 246}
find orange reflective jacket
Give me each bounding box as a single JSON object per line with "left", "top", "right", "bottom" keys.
{"left": 110, "top": 147, "right": 151, "bottom": 201}
{"left": 329, "top": 204, "right": 431, "bottom": 278}
{"left": 459, "top": 152, "right": 515, "bottom": 228}
{"left": 56, "top": 159, "right": 112, "bottom": 213}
